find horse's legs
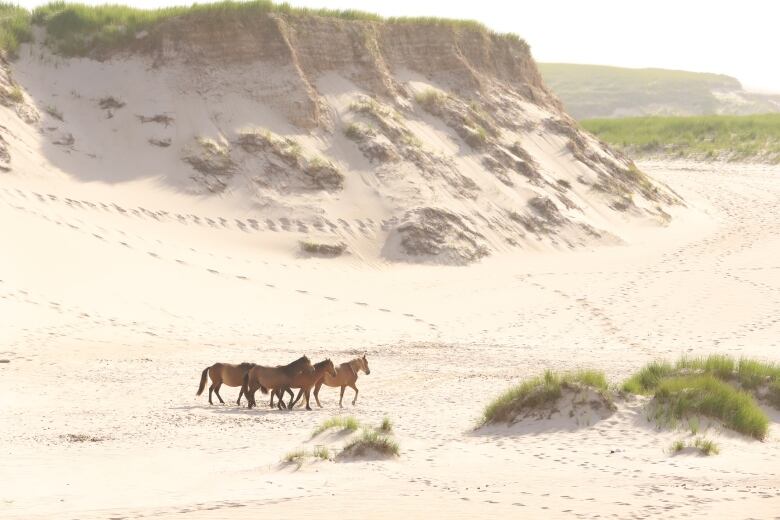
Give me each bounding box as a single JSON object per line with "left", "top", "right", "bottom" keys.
{"left": 339, "top": 385, "right": 346, "bottom": 408}
{"left": 290, "top": 388, "right": 304, "bottom": 408}
{"left": 305, "top": 388, "right": 313, "bottom": 411}
{"left": 286, "top": 388, "right": 295, "bottom": 410}
{"left": 236, "top": 386, "right": 244, "bottom": 406}
{"left": 276, "top": 389, "right": 287, "bottom": 410}
{"left": 313, "top": 381, "right": 324, "bottom": 408}
{"left": 349, "top": 383, "right": 359, "bottom": 406}
{"left": 213, "top": 383, "right": 225, "bottom": 404}
{"left": 269, "top": 391, "right": 275, "bottom": 408}
{"left": 208, "top": 384, "right": 215, "bottom": 405}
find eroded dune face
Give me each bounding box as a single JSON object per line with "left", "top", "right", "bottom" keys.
{"left": 1, "top": 12, "right": 681, "bottom": 264}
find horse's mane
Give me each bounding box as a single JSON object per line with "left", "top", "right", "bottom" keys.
{"left": 313, "top": 358, "right": 331, "bottom": 369}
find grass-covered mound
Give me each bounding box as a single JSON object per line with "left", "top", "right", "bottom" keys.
{"left": 339, "top": 429, "right": 399, "bottom": 459}
{"left": 582, "top": 114, "right": 780, "bottom": 163}
{"left": 623, "top": 355, "right": 779, "bottom": 440}
{"left": 480, "top": 369, "right": 615, "bottom": 426}
{"left": 670, "top": 436, "right": 719, "bottom": 456}
{"left": 0, "top": 1, "right": 524, "bottom": 57}
{"left": 311, "top": 415, "right": 360, "bottom": 438}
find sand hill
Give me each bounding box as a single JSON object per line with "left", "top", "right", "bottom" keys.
{"left": 1, "top": 7, "right": 679, "bottom": 265}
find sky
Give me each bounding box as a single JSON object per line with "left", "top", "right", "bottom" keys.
{"left": 15, "top": 0, "right": 780, "bottom": 92}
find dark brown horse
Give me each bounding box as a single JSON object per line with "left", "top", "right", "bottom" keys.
{"left": 312, "top": 354, "right": 370, "bottom": 408}
{"left": 196, "top": 362, "right": 256, "bottom": 405}
{"left": 242, "top": 356, "right": 312, "bottom": 409}
{"left": 276, "top": 359, "right": 337, "bottom": 410}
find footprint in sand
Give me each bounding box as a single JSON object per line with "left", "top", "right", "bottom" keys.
{"left": 354, "top": 301, "right": 368, "bottom": 306}
{"left": 207, "top": 268, "right": 220, "bottom": 275}
{"left": 247, "top": 219, "right": 259, "bottom": 230}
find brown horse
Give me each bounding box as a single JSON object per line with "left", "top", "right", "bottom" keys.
{"left": 196, "top": 362, "right": 256, "bottom": 405}
{"left": 312, "top": 354, "right": 370, "bottom": 408}
{"left": 277, "top": 359, "right": 337, "bottom": 410}
{"left": 242, "top": 355, "right": 312, "bottom": 409}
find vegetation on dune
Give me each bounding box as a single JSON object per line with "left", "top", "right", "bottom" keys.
{"left": 623, "top": 355, "right": 778, "bottom": 440}
{"left": 481, "top": 369, "right": 611, "bottom": 425}
{"left": 311, "top": 415, "right": 360, "bottom": 437}
{"left": 0, "top": 1, "right": 525, "bottom": 57}
{"left": 582, "top": 114, "right": 780, "bottom": 163}
{"left": 0, "top": 3, "right": 33, "bottom": 57}
{"left": 341, "top": 429, "right": 399, "bottom": 457}
{"left": 650, "top": 375, "right": 768, "bottom": 439}
{"left": 670, "top": 436, "right": 719, "bottom": 456}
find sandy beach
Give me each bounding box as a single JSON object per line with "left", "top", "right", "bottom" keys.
{"left": 2, "top": 159, "right": 779, "bottom": 519}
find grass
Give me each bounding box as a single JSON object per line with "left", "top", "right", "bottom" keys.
{"left": 342, "top": 429, "right": 399, "bottom": 457}
{"left": 379, "top": 416, "right": 393, "bottom": 433}
{"left": 0, "top": 3, "right": 32, "bottom": 57}
{"left": 481, "top": 369, "right": 610, "bottom": 425}
{"left": 312, "top": 446, "right": 330, "bottom": 460}
{"left": 581, "top": 114, "right": 780, "bottom": 163}
{"left": 344, "top": 122, "right": 368, "bottom": 141}
{"left": 623, "top": 355, "right": 778, "bottom": 439}
{"left": 669, "top": 437, "right": 719, "bottom": 456}
{"left": 283, "top": 449, "right": 306, "bottom": 466}
{"left": 651, "top": 375, "right": 768, "bottom": 440}
{"left": 415, "top": 89, "right": 445, "bottom": 110}
{"left": 12, "top": 1, "right": 523, "bottom": 57}
{"left": 6, "top": 84, "right": 23, "bottom": 103}
{"left": 312, "top": 416, "right": 360, "bottom": 437}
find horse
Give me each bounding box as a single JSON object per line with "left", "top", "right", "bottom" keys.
{"left": 276, "top": 359, "right": 337, "bottom": 410}
{"left": 311, "top": 354, "right": 370, "bottom": 408}
{"left": 196, "top": 362, "right": 256, "bottom": 405}
{"left": 242, "top": 355, "right": 312, "bottom": 409}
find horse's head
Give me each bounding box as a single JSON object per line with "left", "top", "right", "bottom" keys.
{"left": 360, "top": 353, "right": 370, "bottom": 375}
{"left": 324, "top": 358, "right": 337, "bottom": 377}
{"left": 291, "top": 355, "right": 312, "bottom": 370}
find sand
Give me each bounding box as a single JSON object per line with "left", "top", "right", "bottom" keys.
{"left": 1, "top": 159, "right": 779, "bottom": 519}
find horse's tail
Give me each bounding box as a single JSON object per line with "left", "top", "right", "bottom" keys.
{"left": 259, "top": 384, "right": 269, "bottom": 395}
{"left": 196, "top": 366, "right": 210, "bottom": 396}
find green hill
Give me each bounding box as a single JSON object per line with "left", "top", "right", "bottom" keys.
{"left": 582, "top": 114, "right": 780, "bottom": 163}
{"left": 539, "top": 63, "right": 780, "bottom": 120}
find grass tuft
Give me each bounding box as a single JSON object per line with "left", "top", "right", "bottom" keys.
{"left": 312, "top": 446, "right": 330, "bottom": 460}
{"left": 379, "top": 416, "right": 393, "bottom": 433}
{"left": 669, "top": 437, "right": 719, "bottom": 456}
{"left": 342, "top": 429, "right": 399, "bottom": 457}
{"left": 312, "top": 416, "right": 360, "bottom": 437}
{"left": 481, "top": 369, "right": 610, "bottom": 425}
{"left": 652, "top": 375, "right": 768, "bottom": 440}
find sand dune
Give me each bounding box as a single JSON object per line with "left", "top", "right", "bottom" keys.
{"left": 2, "top": 160, "right": 779, "bottom": 519}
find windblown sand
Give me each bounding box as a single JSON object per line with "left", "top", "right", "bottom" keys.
{"left": 1, "top": 160, "right": 779, "bottom": 519}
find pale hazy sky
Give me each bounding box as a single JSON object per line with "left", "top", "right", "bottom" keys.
{"left": 16, "top": 0, "right": 780, "bottom": 92}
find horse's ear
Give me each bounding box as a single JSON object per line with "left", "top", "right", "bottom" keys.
{"left": 363, "top": 352, "right": 367, "bottom": 359}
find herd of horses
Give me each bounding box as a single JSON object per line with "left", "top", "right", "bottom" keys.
{"left": 196, "top": 354, "right": 371, "bottom": 410}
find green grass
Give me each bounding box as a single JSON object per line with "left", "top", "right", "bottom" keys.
{"left": 13, "top": 1, "right": 523, "bottom": 57}
{"left": 481, "top": 369, "right": 610, "bottom": 425}
{"left": 581, "top": 114, "right": 780, "bottom": 163}
{"left": 342, "top": 429, "right": 399, "bottom": 457}
{"left": 312, "top": 446, "right": 330, "bottom": 460}
{"left": 414, "top": 89, "right": 445, "bottom": 110}
{"left": 282, "top": 449, "right": 306, "bottom": 466}
{"left": 379, "top": 416, "right": 393, "bottom": 433}
{"left": 312, "top": 416, "right": 360, "bottom": 437}
{"left": 623, "top": 355, "right": 780, "bottom": 394}
{"left": 669, "top": 436, "right": 719, "bottom": 456}
{"left": 651, "top": 375, "right": 768, "bottom": 440}
{"left": 0, "top": 3, "right": 33, "bottom": 57}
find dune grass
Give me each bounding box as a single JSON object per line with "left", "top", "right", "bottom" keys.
{"left": 624, "top": 355, "right": 776, "bottom": 439}
{"left": 582, "top": 114, "right": 780, "bottom": 163}
{"left": 12, "top": 1, "right": 523, "bottom": 57}
{"left": 379, "top": 416, "right": 393, "bottom": 433}
{"left": 623, "top": 355, "right": 780, "bottom": 394}
{"left": 481, "top": 369, "right": 610, "bottom": 425}
{"left": 670, "top": 436, "right": 719, "bottom": 456}
{"left": 311, "top": 415, "right": 360, "bottom": 437}
{"left": 342, "top": 429, "right": 399, "bottom": 457}
{"left": 651, "top": 375, "right": 768, "bottom": 439}
{"left": 312, "top": 446, "right": 330, "bottom": 460}
{"left": 0, "top": 3, "right": 33, "bottom": 57}
{"left": 283, "top": 448, "right": 306, "bottom": 466}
